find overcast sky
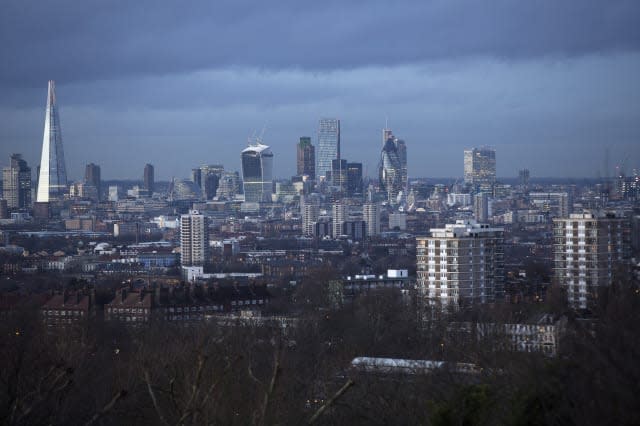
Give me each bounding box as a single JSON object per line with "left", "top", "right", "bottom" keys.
{"left": 1, "top": 0, "right": 639, "bottom": 181}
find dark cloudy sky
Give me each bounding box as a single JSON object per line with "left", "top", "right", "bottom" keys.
{"left": 1, "top": 0, "right": 639, "bottom": 180}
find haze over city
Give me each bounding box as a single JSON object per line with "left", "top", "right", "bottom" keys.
{"left": 1, "top": 0, "right": 639, "bottom": 180}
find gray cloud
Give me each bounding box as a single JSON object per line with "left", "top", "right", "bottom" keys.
{"left": 2, "top": 54, "right": 638, "bottom": 180}
{"left": 1, "top": 0, "right": 639, "bottom": 87}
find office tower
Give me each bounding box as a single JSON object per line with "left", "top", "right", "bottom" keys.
{"left": 297, "top": 137, "right": 315, "bottom": 179}
{"left": 317, "top": 118, "right": 340, "bottom": 180}
{"left": 363, "top": 202, "right": 380, "bottom": 237}
{"left": 379, "top": 128, "right": 407, "bottom": 205}
{"left": 330, "top": 159, "right": 347, "bottom": 191}
{"left": 200, "top": 165, "right": 224, "bottom": 200}
{"left": 553, "top": 211, "right": 630, "bottom": 310}
{"left": 216, "top": 171, "right": 240, "bottom": 199}
{"left": 36, "top": 80, "right": 68, "bottom": 202}
{"left": 345, "top": 162, "right": 363, "bottom": 197}
{"left": 84, "top": 163, "right": 101, "bottom": 200}
{"left": 332, "top": 201, "right": 347, "bottom": 238}
{"left": 180, "top": 210, "right": 209, "bottom": 267}
{"left": 301, "top": 197, "right": 320, "bottom": 236}
{"left": 518, "top": 169, "right": 530, "bottom": 191}
{"left": 170, "top": 179, "right": 202, "bottom": 201}
{"left": 529, "top": 192, "right": 572, "bottom": 218}
{"left": 144, "top": 163, "right": 154, "bottom": 193}
{"left": 463, "top": 147, "right": 496, "bottom": 189}
{"left": 2, "top": 154, "right": 31, "bottom": 209}
{"left": 474, "top": 193, "right": 489, "bottom": 222}
{"left": 242, "top": 143, "right": 274, "bottom": 203}
{"left": 416, "top": 220, "right": 505, "bottom": 307}
{"left": 191, "top": 168, "right": 202, "bottom": 187}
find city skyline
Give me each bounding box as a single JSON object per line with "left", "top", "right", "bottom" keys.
{"left": 1, "top": 2, "right": 639, "bottom": 180}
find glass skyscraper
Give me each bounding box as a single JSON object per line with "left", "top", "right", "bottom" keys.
{"left": 296, "top": 137, "right": 315, "bottom": 179}
{"left": 316, "top": 118, "right": 340, "bottom": 181}
{"left": 379, "top": 128, "right": 408, "bottom": 205}
{"left": 241, "top": 143, "right": 274, "bottom": 203}
{"left": 463, "top": 147, "right": 496, "bottom": 189}
{"left": 37, "top": 80, "right": 68, "bottom": 202}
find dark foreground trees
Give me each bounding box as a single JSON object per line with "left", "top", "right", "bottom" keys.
{"left": 1, "top": 276, "right": 639, "bottom": 425}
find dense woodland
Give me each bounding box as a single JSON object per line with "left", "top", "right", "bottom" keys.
{"left": 1, "top": 271, "right": 639, "bottom": 425}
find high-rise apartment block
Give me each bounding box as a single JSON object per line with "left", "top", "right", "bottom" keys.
{"left": 317, "top": 118, "right": 340, "bottom": 181}
{"left": 297, "top": 137, "right": 315, "bottom": 179}
{"left": 37, "top": 81, "right": 68, "bottom": 202}
{"left": 332, "top": 201, "right": 347, "bottom": 238}
{"left": 417, "top": 220, "right": 504, "bottom": 307}
{"left": 301, "top": 197, "right": 320, "bottom": 236}
{"left": 2, "top": 154, "right": 31, "bottom": 209}
{"left": 363, "top": 202, "right": 380, "bottom": 237}
{"left": 144, "top": 163, "right": 154, "bottom": 193}
{"left": 474, "top": 192, "right": 489, "bottom": 222}
{"left": 84, "top": 163, "right": 101, "bottom": 200}
{"left": 553, "top": 211, "right": 630, "bottom": 310}
{"left": 242, "top": 143, "right": 273, "bottom": 204}
{"left": 180, "top": 210, "right": 209, "bottom": 267}
{"left": 463, "top": 147, "right": 496, "bottom": 189}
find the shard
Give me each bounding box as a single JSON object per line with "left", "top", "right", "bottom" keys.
{"left": 36, "top": 80, "right": 68, "bottom": 202}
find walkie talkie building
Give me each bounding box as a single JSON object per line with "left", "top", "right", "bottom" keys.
{"left": 241, "top": 143, "right": 273, "bottom": 203}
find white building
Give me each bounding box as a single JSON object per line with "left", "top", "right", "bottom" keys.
{"left": 417, "top": 220, "right": 504, "bottom": 307}
{"left": 332, "top": 202, "right": 347, "bottom": 238}
{"left": 180, "top": 210, "right": 209, "bottom": 268}
{"left": 363, "top": 202, "right": 380, "bottom": 237}
{"left": 301, "top": 197, "right": 320, "bottom": 237}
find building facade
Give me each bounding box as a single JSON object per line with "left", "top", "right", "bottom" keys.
{"left": 301, "top": 197, "right": 320, "bottom": 236}
{"left": 36, "top": 80, "right": 68, "bottom": 202}
{"left": 553, "top": 211, "right": 630, "bottom": 310}
{"left": 296, "top": 137, "right": 315, "bottom": 179}
{"left": 416, "top": 220, "right": 504, "bottom": 307}
{"left": 180, "top": 210, "right": 209, "bottom": 267}
{"left": 317, "top": 118, "right": 340, "bottom": 181}
{"left": 241, "top": 143, "right": 273, "bottom": 204}
{"left": 363, "top": 202, "right": 380, "bottom": 237}
{"left": 379, "top": 129, "right": 407, "bottom": 205}
{"left": 332, "top": 202, "right": 347, "bottom": 238}
{"left": 2, "top": 154, "right": 31, "bottom": 209}
{"left": 463, "top": 147, "right": 496, "bottom": 189}
{"left": 144, "top": 163, "right": 154, "bottom": 193}
{"left": 84, "top": 163, "right": 101, "bottom": 200}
